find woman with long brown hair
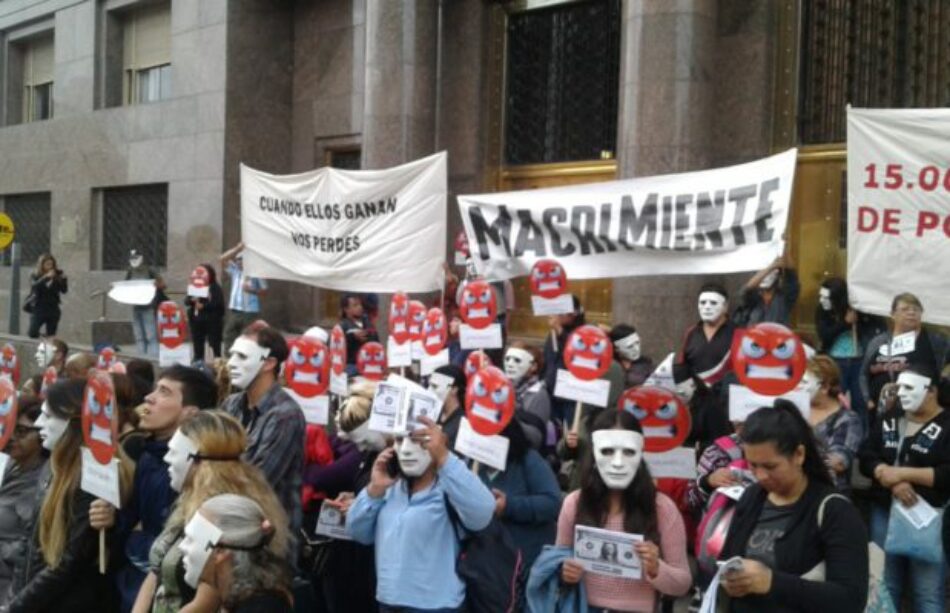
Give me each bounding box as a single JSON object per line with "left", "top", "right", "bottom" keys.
{"left": 132, "top": 410, "right": 288, "bottom": 613}
{"left": 26, "top": 253, "right": 67, "bottom": 339}
{"left": 8, "top": 379, "right": 133, "bottom": 613}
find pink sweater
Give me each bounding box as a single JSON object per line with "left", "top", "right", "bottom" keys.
{"left": 556, "top": 490, "right": 692, "bottom": 611}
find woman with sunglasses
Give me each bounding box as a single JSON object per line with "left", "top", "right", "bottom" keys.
{"left": 0, "top": 399, "right": 45, "bottom": 606}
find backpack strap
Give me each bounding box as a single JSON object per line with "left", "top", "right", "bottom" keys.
{"left": 817, "top": 493, "right": 850, "bottom": 529}
{"left": 443, "top": 493, "right": 467, "bottom": 542}
{"left": 715, "top": 435, "right": 743, "bottom": 462}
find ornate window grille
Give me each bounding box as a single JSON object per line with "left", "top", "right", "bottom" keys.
{"left": 2, "top": 193, "right": 50, "bottom": 266}
{"left": 102, "top": 184, "right": 168, "bottom": 270}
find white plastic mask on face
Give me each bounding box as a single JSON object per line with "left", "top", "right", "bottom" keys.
{"left": 179, "top": 511, "right": 222, "bottom": 589}
{"left": 428, "top": 373, "right": 455, "bottom": 403}
{"left": 897, "top": 372, "right": 931, "bottom": 414}
{"left": 614, "top": 333, "right": 641, "bottom": 362}
{"left": 35, "top": 401, "right": 69, "bottom": 451}
{"left": 164, "top": 430, "right": 199, "bottom": 492}
{"left": 129, "top": 255, "right": 143, "bottom": 269}
{"left": 503, "top": 348, "right": 534, "bottom": 383}
{"left": 697, "top": 292, "right": 727, "bottom": 323}
{"left": 592, "top": 429, "right": 644, "bottom": 490}
{"left": 35, "top": 342, "right": 55, "bottom": 368}
{"left": 797, "top": 370, "right": 822, "bottom": 402}
{"left": 818, "top": 288, "right": 832, "bottom": 311}
{"left": 759, "top": 269, "right": 780, "bottom": 289}
{"left": 227, "top": 337, "right": 271, "bottom": 390}
{"left": 345, "top": 421, "right": 386, "bottom": 453}
{"left": 396, "top": 437, "right": 432, "bottom": 477}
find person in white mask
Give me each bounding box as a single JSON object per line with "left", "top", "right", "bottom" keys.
{"left": 10, "top": 380, "right": 133, "bottom": 613}
{"left": 609, "top": 324, "right": 655, "bottom": 387}
{"left": 734, "top": 255, "right": 799, "bottom": 327}
{"left": 860, "top": 365, "right": 950, "bottom": 611}
{"left": 34, "top": 337, "right": 67, "bottom": 375}
{"left": 346, "top": 416, "right": 495, "bottom": 612}
{"left": 503, "top": 343, "right": 551, "bottom": 450}
{"left": 428, "top": 364, "right": 467, "bottom": 446}
{"left": 220, "top": 326, "right": 305, "bottom": 534}
{"left": 134, "top": 410, "right": 288, "bottom": 613}
{"left": 798, "top": 356, "right": 862, "bottom": 492}
{"left": 556, "top": 410, "right": 691, "bottom": 611}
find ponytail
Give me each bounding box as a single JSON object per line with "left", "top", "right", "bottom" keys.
{"left": 742, "top": 399, "right": 833, "bottom": 487}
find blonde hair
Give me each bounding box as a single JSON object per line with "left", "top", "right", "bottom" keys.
{"left": 211, "top": 357, "right": 232, "bottom": 405}
{"left": 63, "top": 353, "right": 97, "bottom": 380}
{"left": 33, "top": 253, "right": 56, "bottom": 278}
{"left": 806, "top": 355, "right": 841, "bottom": 399}
{"left": 337, "top": 380, "right": 378, "bottom": 433}
{"left": 40, "top": 380, "right": 134, "bottom": 568}
{"left": 168, "top": 411, "right": 288, "bottom": 555}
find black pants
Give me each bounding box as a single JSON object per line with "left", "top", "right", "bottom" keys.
{"left": 190, "top": 319, "right": 223, "bottom": 361}
{"left": 28, "top": 310, "right": 60, "bottom": 338}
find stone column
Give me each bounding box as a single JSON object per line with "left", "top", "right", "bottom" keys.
{"left": 612, "top": 0, "right": 721, "bottom": 358}
{"left": 361, "top": 0, "right": 439, "bottom": 169}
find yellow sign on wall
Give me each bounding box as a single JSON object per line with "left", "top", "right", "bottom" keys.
{"left": 0, "top": 213, "right": 14, "bottom": 251}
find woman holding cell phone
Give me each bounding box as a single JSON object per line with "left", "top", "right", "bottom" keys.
{"left": 719, "top": 400, "right": 868, "bottom": 612}
{"left": 556, "top": 409, "right": 692, "bottom": 612}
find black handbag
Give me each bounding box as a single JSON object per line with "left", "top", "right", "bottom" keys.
{"left": 22, "top": 291, "right": 36, "bottom": 314}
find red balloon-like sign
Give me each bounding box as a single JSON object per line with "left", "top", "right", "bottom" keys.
{"left": 285, "top": 337, "right": 330, "bottom": 398}
{"left": 422, "top": 308, "right": 448, "bottom": 356}
{"left": 357, "top": 341, "right": 386, "bottom": 381}
{"left": 564, "top": 325, "right": 613, "bottom": 381}
{"left": 97, "top": 347, "right": 119, "bottom": 372}
{"left": 40, "top": 366, "right": 57, "bottom": 399}
{"left": 465, "top": 366, "right": 515, "bottom": 436}
{"left": 189, "top": 266, "right": 210, "bottom": 290}
{"left": 329, "top": 325, "right": 347, "bottom": 377}
{"left": 530, "top": 259, "right": 568, "bottom": 300}
{"left": 156, "top": 301, "right": 188, "bottom": 349}
{"left": 82, "top": 371, "right": 119, "bottom": 464}
{"left": 0, "top": 378, "right": 18, "bottom": 450}
{"left": 731, "top": 323, "right": 806, "bottom": 396}
{"left": 0, "top": 343, "right": 20, "bottom": 386}
{"left": 464, "top": 351, "right": 492, "bottom": 379}
{"left": 459, "top": 280, "right": 497, "bottom": 330}
{"left": 389, "top": 292, "right": 411, "bottom": 345}
{"left": 619, "top": 386, "right": 691, "bottom": 453}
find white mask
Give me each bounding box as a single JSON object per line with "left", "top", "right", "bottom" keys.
{"left": 818, "top": 288, "right": 832, "bottom": 311}
{"left": 35, "top": 401, "right": 69, "bottom": 451}
{"left": 179, "top": 511, "right": 222, "bottom": 588}
{"left": 614, "top": 333, "right": 641, "bottom": 362}
{"left": 896, "top": 372, "right": 931, "bottom": 414}
{"left": 592, "top": 430, "right": 644, "bottom": 490}
{"left": 396, "top": 437, "right": 432, "bottom": 477}
{"left": 428, "top": 372, "right": 455, "bottom": 403}
{"left": 698, "top": 292, "right": 726, "bottom": 323}
{"left": 129, "top": 255, "right": 144, "bottom": 268}
{"left": 797, "top": 370, "right": 822, "bottom": 402}
{"left": 759, "top": 269, "right": 779, "bottom": 289}
{"left": 344, "top": 421, "right": 386, "bottom": 453}
{"left": 35, "top": 342, "right": 55, "bottom": 368}
{"left": 164, "top": 430, "right": 199, "bottom": 492}
{"left": 503, "top": 348, "right": 534, "bottom": 383}
{"left": 227, "top": 337, "right": 271, "bottom": 390}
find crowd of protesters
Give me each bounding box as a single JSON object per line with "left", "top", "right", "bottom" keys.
{"left": 0, "top": 245, "right": 946, "bottom": 613}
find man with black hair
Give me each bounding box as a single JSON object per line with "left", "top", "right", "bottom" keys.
{"left": 677, "top": 283, "right": 736, "bottom": 449}
{"left": 88, "top": 365, "right": 217, "bottom": 612}
{"left": 221, "top": 326, "right": 305, "bottom": 533}
{"left": 339, "top": 293, "right": 378, "bottom": 374}
{"left": 610, "top": 323, "right": 655, "bottom": 387}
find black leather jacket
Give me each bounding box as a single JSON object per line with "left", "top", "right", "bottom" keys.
{"left": 8, "top": 468, "right": 113, "bottom": 613}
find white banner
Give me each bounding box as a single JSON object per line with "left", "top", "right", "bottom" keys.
{"left": 240, "top": 152, "right": 447, "bottom": 292}
{"left": 847, "top": 108, "right": 950, "bottom": 325}
{"left": 457, "top": 150, "right": 797, "bottom": 281}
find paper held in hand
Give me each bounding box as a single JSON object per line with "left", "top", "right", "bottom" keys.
{"left": 573, "top": 525, "right": 643, "bottom": 579}
{"left": 387, "top": 337, "right": 412, "bottom": 368}
{"left": 454, "top": 417, "right": 510, "bottom": 472}
{"left": 369, "top": 374, "right": 443, "bottom": 434}
{"left": 554, "top": 369, "right": 610, "bottom": 407}
{"left": 80, "top": 447, "right": 122, "bottom": 508}
{"left": 315, "top": 504, "right": 352, "bottom": 540}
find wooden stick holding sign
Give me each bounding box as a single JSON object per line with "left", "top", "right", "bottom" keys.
{"left": 80, "top": 372, "right": 121, "bottom": 575}
{"left": 571, "top": 400, "right": 583, "bottom": 434}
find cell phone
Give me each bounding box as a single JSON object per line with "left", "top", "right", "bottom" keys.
{"left": 386, "top": 454, "right": 402, "bottom": 478}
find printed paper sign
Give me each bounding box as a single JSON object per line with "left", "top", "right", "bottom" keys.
{"left": 894, "top": 497, "right": 939, "bottom": 530}
{"left": 420, "top": 348, "right": 449, "bottom": 376}
{"left": 394, "top": 387, "right": 442, "bottom": 434}
{"left": 369, "top": 381, "right": 404, "bottom": 433}
{"left": 286, "top": 390, "right": 329, "bottom": 425}
{"left": 643, "top": 447, "right": 697, "bottom": 479}
{"left": 847, "top": 108, "right": 950, "bottom": 325}
{"left": 460, "top": 149, "right": 797, "bottom": 281}
{"left": 643, "top": 353, "right": 676, "bottom": 391}
{"left": 889, "top": 331, "right": 916, "bottom": 356}
{"left": 330, "top": 371, "right": 348, "bottom": 396}
{"left": 554, "top": 369, "right": 610, "bottom": 407}
{"left": 455, "top": 417, "right": 510, "bottom": 472}
{"left": 387, "top": 337, "right": 412, "bottom": 368}
{"left": 459, "top": 323, "right": 503, "bottom": 350}
{"left": 573, "top": 525, "right": 643, "bottom": 579}
{"left": 159, "top": 343, "right": 193, "bottom": 367}
{"left": 80, "top": 448, "right": 121, "bottom": 508}
{"left": 530, "top": 294, "right": 575, "bottom": 316}
{"left": 718, "top": 485, "right": 747, "bottom": 502}
{"left": 107, "top": 280, "right": 156, "bottom": 306}
{"left": 315, "top": 504, "right": 351, "bottom": 540}
{"left": 0, "top": 452, "right": 9, "bottom": 488}
{"left": 728, "top": 385, "right": 809, "bottom": 422}
{"left": 241, "top": 152, "right": 447, "bottom": 293}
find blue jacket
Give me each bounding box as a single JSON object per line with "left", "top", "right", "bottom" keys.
{"left": 476, "top": 448, "right": 560, "bottom": 568}
{"left": 526, "top": 545, "right": 588, "bottom": 613}
{"left": 117, "top": 437, "right": 176, "bottom": 612}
